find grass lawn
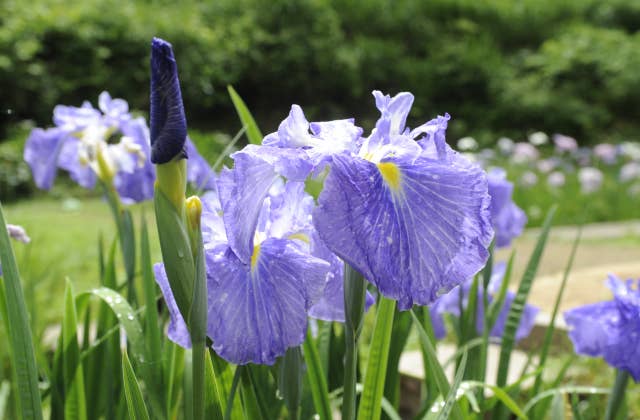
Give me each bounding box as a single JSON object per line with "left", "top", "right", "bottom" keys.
{"left": 3, "top": 194, "right": 162, "bottom": 331}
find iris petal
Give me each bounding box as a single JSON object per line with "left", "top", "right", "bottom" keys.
{"left": 23, "top": 128, "right": 67, "bottom": 189}
{"left": 207, "top": 238, "right": 329, "bottom": 365}
{"left": 218, "top": 150, "right": 279, "bottom": 263}
{"left": 314, "top": 152, "right": 492, "bottom": 310}
{"left": 154, "top": 263, "right": 192, "bottom": 348}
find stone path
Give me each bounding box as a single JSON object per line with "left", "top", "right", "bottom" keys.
{"left": 399, "top": 220, "right": 640, "bottom": 385}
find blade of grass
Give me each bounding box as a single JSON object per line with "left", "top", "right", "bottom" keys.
{"left": 410, "top": 309, "right": 463, "bottom": 420}
{"left": 358, "top": 297, "right": 396, "bottom": 420}
{"left": 523, "top": 386, "right": 610, "bottom": 415}
{"left": 278, "top": 347, "right": 303, "bottom": 420}
{"left": 122, "top": 352, "right": 151, "bottom": 420}
{"left": 383, "top": 309, "right": 413, "bottom": 411}
{"left": 435, "top": 351, "right": 468, "bottom": 420}
{"left": 62, "top": 280, "right": 87, "bottom": 420}
{"left": 457, "top": 381, "right": 528, "bottom": 419}
{"left": 495, "top": 206, "right": 556, "bottom": 418}
{"left": 531, "top": 227, "right": 582, "bottom": 411}
{"left": 204, "top": 352, "right": 224, "bottom": 420}
{"left": 302, "top": 329, "right": 332, "bottom": 420}
{"left": 227, "top": 85, "right": 263, "bottom": 144}
{"left": 223, "top": 367, "right": 242, "bottom": 420}
{"left": 0, "top": 381, "right": 10, "bottom": 420}
{"left": 342, "top": 263, "right": 367, "bottom": 420}
{"left": 0, "top": 203, "right": 42, "bottom": 420}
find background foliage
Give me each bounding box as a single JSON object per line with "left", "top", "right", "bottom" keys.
{"left": 2, "top": 0, "right": 640, "bottom": 144}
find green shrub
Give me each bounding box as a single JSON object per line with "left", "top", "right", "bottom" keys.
{"left": 2, "top": 0, "right": 640, "bottom": 144}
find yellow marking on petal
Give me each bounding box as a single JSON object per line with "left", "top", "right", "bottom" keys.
{"left": 377, "top": 162, "right": 403, "bottom": 192}
{"left": 250, "top": 243, "right": 261, "bottom": 273}
{"left": 288, "top": 232, "right": 311, "bottom": 244}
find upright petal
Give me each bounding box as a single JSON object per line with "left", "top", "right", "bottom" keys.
{"left": 23, "top": 128, "right": 67, "bottom": 189}
{"left": 207, "top": 238, "right": 329, "bottom": 365}
{"left": 217, "top": 150, "right": 279, "bottom": 263}
{"left": 150, "top": 37, "right": 187, "bottom": 163}
{"left": 372, "top": 90, "right": 414, "bottom": 136}
{"left": 314, "top": 152, "right": 492, "bottom": 310}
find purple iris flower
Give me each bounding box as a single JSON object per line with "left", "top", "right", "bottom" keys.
{"left": 487, "top": 168, "right": 527, "bottom": 248}
{"left": 155, "top": 152, "right": 361, "bottom": 364}
{"left": 564, "top": 275, "right": 640, "bottom": 382}
{"left": 24, "top": 90, "right": 214, "bottom": 202}
{"left": 263, "top": 91, "right": 492, "bottom": 310}
{"left": 431, "top": 262, "right": 539, "bottom": 341}
{"left": 24, "top": 92, "right": 157, "bottom": 203}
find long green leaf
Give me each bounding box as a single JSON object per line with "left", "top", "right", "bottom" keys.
{"left": 410, "top": 309, "right": 463, "bottom": 420}
{"left": 303, "top": 329, "right": 332, "bottom": 420}
{"left": 358, "top": 297, "right": 396, "bottom": 420}
{"left": 63, "top": 280, "right": 87, "bottom": 420}
{"left": 496, "top": 207, "right": 556, "bottom": 388}
{"left": 122, "top": 352, "right": 151, "bottom": 420}
{"left": 0, "top": 203, "right": 42, "bottom": 420}
{"left": 227, "top": 85, "right": 263, "bottom": 144}
{"left": 140, "top": 217, "right": 163, "bottom": 368}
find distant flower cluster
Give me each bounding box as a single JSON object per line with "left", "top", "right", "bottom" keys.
{"left": 456, "top": 132, "right": 640, "bottom": 198}
{"left": 24, "top": 92, "right": 215, "bottom": 203}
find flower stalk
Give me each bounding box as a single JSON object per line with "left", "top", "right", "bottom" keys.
{"left": 342, "top": 263, "right": 367, "bottom": 420}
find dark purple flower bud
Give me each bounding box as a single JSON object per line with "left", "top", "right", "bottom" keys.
{"left": 150, "top": 37, "right": 187, "bottom": 164}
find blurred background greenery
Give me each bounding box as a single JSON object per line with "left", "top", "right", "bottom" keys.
{"left": 3, "top": 0, "right": 640, "bottom": 143}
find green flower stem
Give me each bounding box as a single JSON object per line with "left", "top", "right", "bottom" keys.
{"left": 604, "top": 369, "right": 630, "bottom": 420}
{"left": 342, "top": 263, "right": 367, "bottom": 420}
{"left": 101, "top": 181, "right": 137, "bottom": 304}
{"left": 187, "top": 196, "right": 207, "bottom": 420}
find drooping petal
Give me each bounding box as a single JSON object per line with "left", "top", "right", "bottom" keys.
{"left": 314, "top": 152, "right": 492, "bottom": 310}
{"left": 307, "top": 231, "right": 375, "bottom": 322}
{"left": 564, "top": 301, "right": 617, "bottom": 357}
{"left": 564, "top": 275, "right": 640, "bottom": 380}
{"left": 207, "top": 238, "right": 329, "bottom": 365}
{"left": 23, "top": 128, "right": 67, "bottom": 189}
{"left": 217, "top": 150, "right": 279, "bottom": 263}
{"left": 150, "top": 37, "right": 187, "bottom": 164}
{"left": 153, "top": 263, "right": 192, "bottom": 348}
